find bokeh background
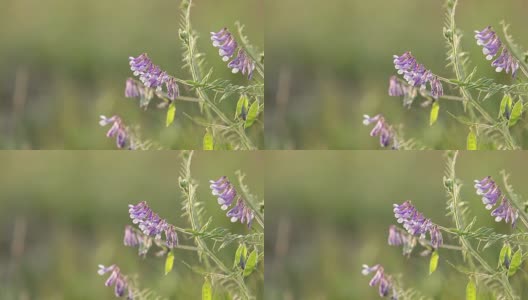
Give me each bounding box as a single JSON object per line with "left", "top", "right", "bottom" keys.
{"left": 0, "top": 0, "right": 263, "bottom": 149}
{"left": 265, "top": 151, "right": 528, "bottom": 299}
{"left": 0, "top": 151, "right": 264, "bottom": 299}
{"left": 265, "top": 0, "right": 528, "bottom": 149}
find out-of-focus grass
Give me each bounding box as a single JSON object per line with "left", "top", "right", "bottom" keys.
{"left": 0, "top": 151, "right": 264, "bottom": 299}
{"left": 265, "top": 151, "right": 528, "bottom": 299}
{"left": 0, "top": 0, "right": 264, "bottom": 149}
{"left": 265, "top": 0, "right": 528, "bottom": 149}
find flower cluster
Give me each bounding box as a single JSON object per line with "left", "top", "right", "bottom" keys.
{"left": 393, "top": 201, "right": 443, "bottom": 248}
{"left": 209, "top": 176, "right": 255, "bottom": 228}
{"left": 128, "top": 201, "right": 179, "bottom": 248}
{"left": 474, "top": 176, "right": 518, "bottom": 227}
{"left": 211, "top": 28, "right": 255, "bottom": 80}
{"left": 475, "top": 26, "right": 519, "bottom": 77}
{"left": 99, "top": 115, "right": 129, "bottom": 149}
{"left": 393, "top": 52, "right": 443, "bottom": 98}
{"left": 363, "top": 114, "right": 398, "bottom": 149}
{"left": 98, "top": 264, "right": 133, "bottom": 299}
{"left": 128, "top": 53, "right": 180, "bottom": 100}
{"left": 361, "top": 264, "right": 397, "bottom": 298}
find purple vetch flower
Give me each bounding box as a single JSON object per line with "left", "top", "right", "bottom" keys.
{"left": 362, "top": 114, "right": 397, "bottom": 149}
{"left": 474, "top": 26, "right": 519, "bottom": 78}
{"left": 474, "top": 176, "right": 502, "bottom": 209}
{"left": 210, "top": 28, "right": 256, "bottom": 80}
{"left": 429, "top": 76, "right": 443, "bottom": 99}
{"left": 99, "top": 115, "right": 129, "bottom": 149}
{"left": 429, "top": 225, "right": 443, "bottom": 249}
{"left": 125, "top": 78, "right": 140, "bottom": 98}
{"left": 123, "top": 225, "right": 139, "bottom": 247}
{"left": 227, "top": 198, "right": 255, "bottom": 228}
{"left": 388, "top": 76, "right": 404, "bottom": 97}
{"left": 128, "top": 53, "right": 180, "bottom": 95}
{"left": 387, "top": 225, "right": 417, "bottom": 256}
{"left": 492, "top": 48, "right": 519, "bottom": 78}
{"left": 393, "top": 201, "right": 443, "bottom": 248}
{"left": 362, "top": 264, "right": 397, "bottom": 298}
{"left": 228, "top": 49, "right": 255, "bottom": 80}
{"left": 209, "top": 176, "right": 255, "bottom": 228}
{"left": 210, "top": 176, "right": 237, "bottom": 210}
{"left": 211, "top": 28, "right": 238, "bottom": 61}
{"left": 393, "top": 52, "right": 443, "bottom": 98}
{"left": 97, "top": 264, "right": 134, "bottom": 299}
{"left": 475, "top": 26, "right": 502, "bottom": 60}
{"left": 165, "top": 77, "right": 180, "bottom": 101}
{"left": 474, "top": 176, "right": 518, "bottom": 227}
{"left": 388, "top": 225, "right": 403, "bottom": 246}
{"left": 491, "top": 197, "right": 518, "bottom": 228}
{"left": 128, "top": 201, "right": 179, "bottom": 248}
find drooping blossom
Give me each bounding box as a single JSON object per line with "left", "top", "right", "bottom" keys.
{"left": 123, "top": 225, "right": 139, "bottom": 247}
{"left": 475, "top": 26, "right": 502, "bottom": 60}
{"left": 362, "top": 114, "right": 397, "bottom": 149}
{"left": 165, "top": 77, "right": 180, "bottom": 101}
{"left": 492, "top": 48, "right": 519, "bottom": 78}
{"left": 474, "top": 176, "right": 502, "bottom": 209}
{"left": 474, "top": 26, "right": 519, "bottom": 78}
{"left": 228, "top": 49, "right": 255, "bottom": 80}
{"left": 393, "top": 52, "right": 443, "bottom": 98}
{"left": 393, "top": 201, "right": 443, "bottom": 248}
{"left": 209, "top": 176, "right": 255, "bottom": 228}
{"left": 97, "top": 264, "right": 134, "bottom": 299}
{"left": 491, "top": 197, "right": 518, "bottom": 228}
{"left": 210, "top": 28, "right": 255, "bottom": 80}
{"left": 210, "top": 176, "right": 237, "bottom": 210}
{"left": 474, "top": 176, "right": 518, "bottom": 227}
{"left": 388, "top": 225, "right": 403, "bottom": 246}
{"left": 362, "top": 264, "right": 397, "bottom": 298}
{"left": 227, "top": 198, "right": 255, "bottom": 228}
{"left": 99, "top": 115, "right": 128, "bottom": 149}
{"left": 125, "top": 78, "right": 140, "bottom": 98}
{"left": 210, "top": 28, "right": 238, "bottom": 61}
{"left": 128, "top": 53, "right": 180, "bottom": 97}
{"left": 388, "top": 77, "right": 419, "bottom": 107}
{"left": 388, "top": 76, "right": 404, "bottom": 97}
{"left": 128, "top": 201, "right": 179, "bottom": 248}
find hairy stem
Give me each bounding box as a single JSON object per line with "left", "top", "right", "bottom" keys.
{"left": 181, "top": 0, "right": 255, "bottom": 150}
{"left": 180, "top": 151, "right": 252, "bottom": 299}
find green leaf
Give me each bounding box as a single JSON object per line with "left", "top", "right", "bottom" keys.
{"left": 430, "top": 102, "right": 440, "bottom": 126}
{"left": 234, "top": 243, "right": 247, "bottom": 268}
{"left": 466, "top": 279, "right": 476, "bottom": 300}
{"left": 202, "top": 278, "right": 212, "bottom": 300}
{"left": 499, "top": 243, "right": 512, "bottom": 268}
{"left": 243, "top": 249, "right": 258, "bottom": 277}
{"left": 166, "top": 102, "right": 176, "bottom": 127}
{"left": 466, "top": 129, "right": 477, "bottom": 150}
{"left": 508, "top": 249, "right": 522, "bottom": 276}
{"left": 164, "top": 251, "right": 175, "bottom": 275}
{"left": 429, "top": 251, "right": 439, "bottom": 275}
{"left": 244, "top": 100, "right": 259, "bottom": 128}
{"left": 235, "top": 95, "right": 249, "bottom": 120}
{"left": 203, "top": 129, "right": 214, "bottom": 150}
{"left": 509, "top": 100, "right": 523, "bottom": 127}
{"left": 499, "top": 94, "right": 512, "bottom": 119}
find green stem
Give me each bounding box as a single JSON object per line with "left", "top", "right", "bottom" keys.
{"left": 181, "top": 151, "right": 252, "bottom": 299}
{"left": 447, "top": 151, "right": 516, "bottom": 299}
{"left": 182, "top": 1, "right": 255, "bottom": 150}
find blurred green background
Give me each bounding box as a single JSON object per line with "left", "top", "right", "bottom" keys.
{"left": 0, "top": 151, "right": 264, "bottom": 299}
{"left": 265, "top": 151, "right": 528, "bottom": 299}
{"left": 265, "top": 0, "right": 528, "bottom": 149}
{"left": 0, "top": 0, "right": 263, "bottom": 149}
